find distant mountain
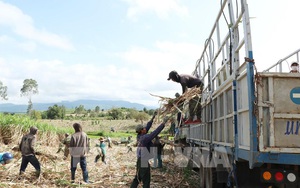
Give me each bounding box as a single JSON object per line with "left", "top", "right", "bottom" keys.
{"left": 0, "top": 99, "right": 157, "bottom": 113}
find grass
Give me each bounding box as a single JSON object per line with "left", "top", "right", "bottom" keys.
{"left": 87, "top": 130, "right": 134, "bottom": 139}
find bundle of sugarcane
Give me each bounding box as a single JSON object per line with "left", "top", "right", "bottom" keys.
{"left": 150, "top": 87, "right": 202, "bottom": 116}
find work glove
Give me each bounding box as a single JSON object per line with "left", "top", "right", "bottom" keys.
{"left": 151, "top": 110, "right": 158, "bottom": 121}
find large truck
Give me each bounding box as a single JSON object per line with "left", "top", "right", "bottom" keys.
{"left": 176, "top": 0, "right": 300, "bottom": 187}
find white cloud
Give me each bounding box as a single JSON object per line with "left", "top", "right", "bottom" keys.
{"left": 0, "top": 1, "right": 74, "bottom": 51}
{"left": 119, "top": 41, "right": 201, "bottom": 74}
{"left": 123, "top": 0, "right": 189, "bottom": 20}
{"left": 0, "top": 39, "right": 201, "bottom": 106}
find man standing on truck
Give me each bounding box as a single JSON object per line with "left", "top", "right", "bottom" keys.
{"left": 167, "top": 70, "right": 204, "bottom": 124}
{"left": 290, "top": 62, "right": 299, "bottom": 73}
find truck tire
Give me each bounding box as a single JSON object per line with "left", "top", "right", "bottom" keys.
{"left": 199, "top": 163, "right": 205, "bottom": 188}
{"left": 205, "top": 167, "right": 226, "bottom": 188}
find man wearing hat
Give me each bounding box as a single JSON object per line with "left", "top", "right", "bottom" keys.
{"left": 135, "top": 111, "right": 157, "bottom": 142}
{"left": 95, "top": 137, "right": 106, "bottom": 164}
{"left": 130, "top": 111, "right": 169, "bottom": 188}
{"left": 0, "top": 152, "right": 13, "bottom": 165}
{"left": 57, "top": 133, "right": 71, "bottom": 159}
{"left": 167, "top": 70, "right": 204, "bottom": 124}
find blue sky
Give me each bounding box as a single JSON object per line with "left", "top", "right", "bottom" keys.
{"left": 0, "top": 0, "right": 300, "bottom": 107}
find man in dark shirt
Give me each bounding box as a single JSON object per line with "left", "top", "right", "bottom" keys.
{"left": 19, "top": 126, "right": 41, "bottom": 178}
{"left": 69, "top": 123, "right": 90, "bottom": 183}
{"left": 168, "top": 70, "right": 204, "bottom": 124}
{"left": 130, "top": 112, "right": 169, "bottom": 188}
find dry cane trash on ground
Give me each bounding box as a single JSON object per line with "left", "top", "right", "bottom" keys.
{"left": 0, "top": 138, "right": 200, "bottom": 188}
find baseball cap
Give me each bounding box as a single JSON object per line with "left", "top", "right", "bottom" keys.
{"left": 135, "top": 124, "right": 145, "bottom": 133}
{"left": 167, "top": 70, "right": 177, "bottom": 80}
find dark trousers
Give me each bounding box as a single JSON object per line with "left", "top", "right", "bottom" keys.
{"left": 71, "top": 156, "right": 89, "bottom": 182}
{"left": 189, "top": 96, "right": 201, "bottom": 120}
{"left": 95, "top": 154, "right": 106, "bottom": 163}
{"left": 153, "top": 154, "right": 162, "bottom": 168}
{"left": 20, "top": 155, "right": 41, "bottom": 173}
{"left": 130, "top": 158, "right": 151, "bottom": 188}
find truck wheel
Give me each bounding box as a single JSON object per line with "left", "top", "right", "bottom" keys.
{"left": 205, "top": 167, "right": 226, "bottom": 188}
{"left": 199, "top": 163, "right": 205, "bottom": 188}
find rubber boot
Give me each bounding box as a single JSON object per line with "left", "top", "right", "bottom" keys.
{"left": 95, "top": 155, "right": 100, "bottom": 163}
{"left": 18, "top": 171, "right": 24, "bottom": 180}
{"left": 71, "top": 171, "right": 75, "bottom": 183}
{"left": 35, "top": 170, "right": 41, "bottom": 178}
{"left": 83, "top": 171, "right": 89, "bottom": 183}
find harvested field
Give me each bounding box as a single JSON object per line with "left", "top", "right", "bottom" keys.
{"left": 0, "top": 120, "right": 200, "bottom": 188}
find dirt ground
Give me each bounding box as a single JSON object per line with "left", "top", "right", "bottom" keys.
{"left": 0, "top": 138, "right": 200, "bottom": 188}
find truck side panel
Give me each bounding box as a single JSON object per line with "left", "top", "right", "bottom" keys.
{"left": 258, "top": 73, "right": 300, "bottom": 151}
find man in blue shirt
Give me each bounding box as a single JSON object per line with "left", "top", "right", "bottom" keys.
{"left": 130, "top": 112, "right": 169, "bottom": 188}
{"left": 0, "top": 152, "right": 13, "bottom": 165}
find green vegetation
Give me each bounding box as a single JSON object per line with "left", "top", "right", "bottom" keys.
{"left": 0, "top": 113, "right": 72, "bottom": 134}
{"left": 0, "top": 104, "right": 166, "bottom": 146}
{"left": 32, "top": 103, "right": 157, "bottom": 123}
{"left": 87, "top": 130, "right": 134, "bottom": 139}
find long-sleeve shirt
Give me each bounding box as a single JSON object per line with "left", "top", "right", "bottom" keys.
{"left": 19, "top": 133, "right": 36, "bottom": 156}
{"left": 69, "top": 131, "right": 89, "bottom": 157}
{"left": 136, "top": 123, "right": 165, "bottom": 160}
{"left": 137, "top": 118, "right": 154, "bottom": 142}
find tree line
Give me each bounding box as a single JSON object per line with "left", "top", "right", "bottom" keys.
{"left": 1, "top": 79, "right": 156, "bottom": 122}
{"left": 30, "top": 105, "right": 156, "bottom": 124}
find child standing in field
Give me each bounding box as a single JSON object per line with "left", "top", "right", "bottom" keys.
{"left": 95, "top": 137, "right": 107, "bottom": 164}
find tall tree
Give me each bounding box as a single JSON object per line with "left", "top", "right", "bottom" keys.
{"left": 0, "top": 81, "right": 8, "bottom": 100}
{"left": 20, "top": 79, "right": 38, "bottom": 114}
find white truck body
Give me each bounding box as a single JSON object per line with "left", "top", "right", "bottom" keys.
{"left": 177, "top": 0, "right": 300, "bottom": 187}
